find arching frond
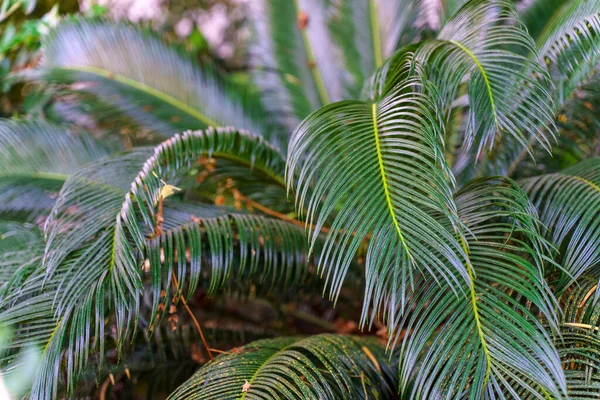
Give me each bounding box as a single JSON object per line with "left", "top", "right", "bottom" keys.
{"left": 503, "top": 0, "right": 600, "bottom": 177}
{"left": 118, "top": 128, "right": 312, "bottom": 329}
{"left": 168, "top": 334, "right": 396, "bottom": 400}
{"left": 287, "top": 55, "right": 468, "bottom": 327}
{"left": 0, "top": 119, "right": 115, "bottom": 219}
{"left": 34, "top": 21, "right": 275, "bottom": 145}
{"left": 536, "top": 0, "right": 600, "bottom": 102}
{"left": 2, "top": 127, "right": 326, "bottom": 397}
{"left": 416, "top": 0, "right": 556, "bottom": 157}
{"left": 537, "top": 275, "right": 600, "bottom": 399}
{"left": 394, "top": 177, "right": 565, "bottom": 399}
{"left": 249, "top": 0, "right": 422, "bottom": 131}
{"left": 520, "top": 158, "right": 600, "bottom": 291}
{"left": 555, "top": 324, "right": 600, "bottom": 399}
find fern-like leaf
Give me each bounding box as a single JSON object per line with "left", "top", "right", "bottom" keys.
{"left": 168, "top": 334, "right": 396, "bottom": 400}
{"left": 395, "top": 178, "right": 565, "bottom": 398}
{"left": 287, "top": 55, "right": 469, "bottom": 327}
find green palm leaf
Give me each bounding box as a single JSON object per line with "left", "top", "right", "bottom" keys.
{"left": 504, "top": 0, "right": 600, "bottom": 177}
{"left": 34, "top": 21, "right": 276, "bottom": 145}
{"left": 395, "top": 178, "right": 565, "bottom": 398}
{"left": 3, "top": 127, "right": 325, "bottom": 396}
{"left": 417, "top": 0, "right": 556, "bottom": 156}
{"left": 0, "top": 119, "right": 115, "bottom": 219}
{"left": 249, "top": 0, "right": 421, "bottom": 131}
{"left": 287, "top": 55, "right": 469, "bottom": 327}
{"left": 168, "top": 334, "right": 396, "bottom": 400}
{"left": 537, "top": 275, "right": 600, "bottom": 399}
{"left": 520, "top": 158, "right": 600, "bottom": 291}
{"left": 536, "top": 0, "right": 600, "bottom": 102}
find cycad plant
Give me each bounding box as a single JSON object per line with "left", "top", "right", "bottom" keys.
{"left": 2, "top": 0, "right": 600, "bottom": 398}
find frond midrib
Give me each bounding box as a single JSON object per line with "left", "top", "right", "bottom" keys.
{"left": 369, "top": 0, "right": 383, "bottom": 68}
{"left": 0, "top": 172, "right": 70, "bottom": 182}
{"left": 371, "top": 102, "right": 412, "bottom": 259}
{"left": 449, "top": 40, "right": 499, "bottom": 129}
{"left": 458, "top": 235, "right": 492, "bottom": 389}
{"left": 239, "top": 340, "right": 297, "bottom": 399}
{"left": 572, "top": 175, "right": 600, "bottom": 193}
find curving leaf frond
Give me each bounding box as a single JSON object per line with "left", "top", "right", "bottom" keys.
{"left": 394, "top": 177, "right": 565, "bottom": 399}
{"left": 249, "top": 0, "right": 422, "bottom": 131}
{"left": 540, "top": 276, "right": 600, "bottom": 399}
{"left": 555, "top": 324, "right": 600, "bottom": 399}
{"left": 536, "top": 0, "right": 600, "bottom": 103}
{"left": 3, "top": 127, "right": 324, "bottom": 397}
{"left": 520, "top": 158, "right": 600, "bottom": 291}
{"left": 0, "top": 119, "right": 115, "bottom": 219}
{"left": 168, "top": 334, "right": 396, "bottom": 400}
{"left": 500, "top": 0, "right": 600, "bottom": 178}
{"left": 35, "top": 21, "right": 274, "bottom": 144}
{"left": 287, "top": 55, "right": 469, "bottom": 328}
{"left": 418, "top": 0, "right": 556, "bottom": 157}
{"left": 118, "top": 128, "right": 313, "bottom": 329}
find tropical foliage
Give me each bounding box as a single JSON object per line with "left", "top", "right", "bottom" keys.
{"left": 2, "top": 0, "right": 600, "bottom": 398}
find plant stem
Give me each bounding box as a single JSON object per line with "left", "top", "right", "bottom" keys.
{"left": 171, "top": 272, "right": 214, "bottom": 360}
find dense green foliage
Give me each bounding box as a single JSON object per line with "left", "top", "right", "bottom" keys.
{"left": 2, "top": 0, "right": 600, "bottom": 398}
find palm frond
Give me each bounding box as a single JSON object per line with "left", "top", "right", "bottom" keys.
{"left": 0, "top": 119, "right": 115, "bottom": 219}
{"left": 499, "top": 0, "right": 600, "bottom": 178}
{"left": 167, "top": 334, "right": 396, "bottom": 400}
{"left": 2, "top": 127, "right": 325, "bottom": 397}
{"left": 555, "top": 324, "right": 600, "bottom": 399}
{"left": 249, "top": 0, "right": 422, "bottom": 131}
{"left": 520, "top": 158, "right": 600, "bottom": 291}
{"left": 416, "top": 0, "right": 556, "bottom": 157}
{"left": 536, "top": 0, "right": 600, "bottom": 103}
{"left": 394, "top": 177, "right": 565, "bottom": 398}
{"left": 539, "top": 276, "right": 600, "bottom": 399}
{"left": 287, "top": 54, "right": 469, "bottom": 328}
{"left": 34, "top": 21, "right": 277, "bottom": 145}
{"left": 119, "top": 128, "right": 312, "bottom": 329}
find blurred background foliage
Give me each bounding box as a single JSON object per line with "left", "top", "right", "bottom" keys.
{"left": 0, "top": 0, "right": 252, "bottom": 120}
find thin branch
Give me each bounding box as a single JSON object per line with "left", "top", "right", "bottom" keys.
{"left": 171, "top": 271, "right": 214, "bottom": 360}
{"left": 232, "top": 188, "right": 330, "bottom": 234}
